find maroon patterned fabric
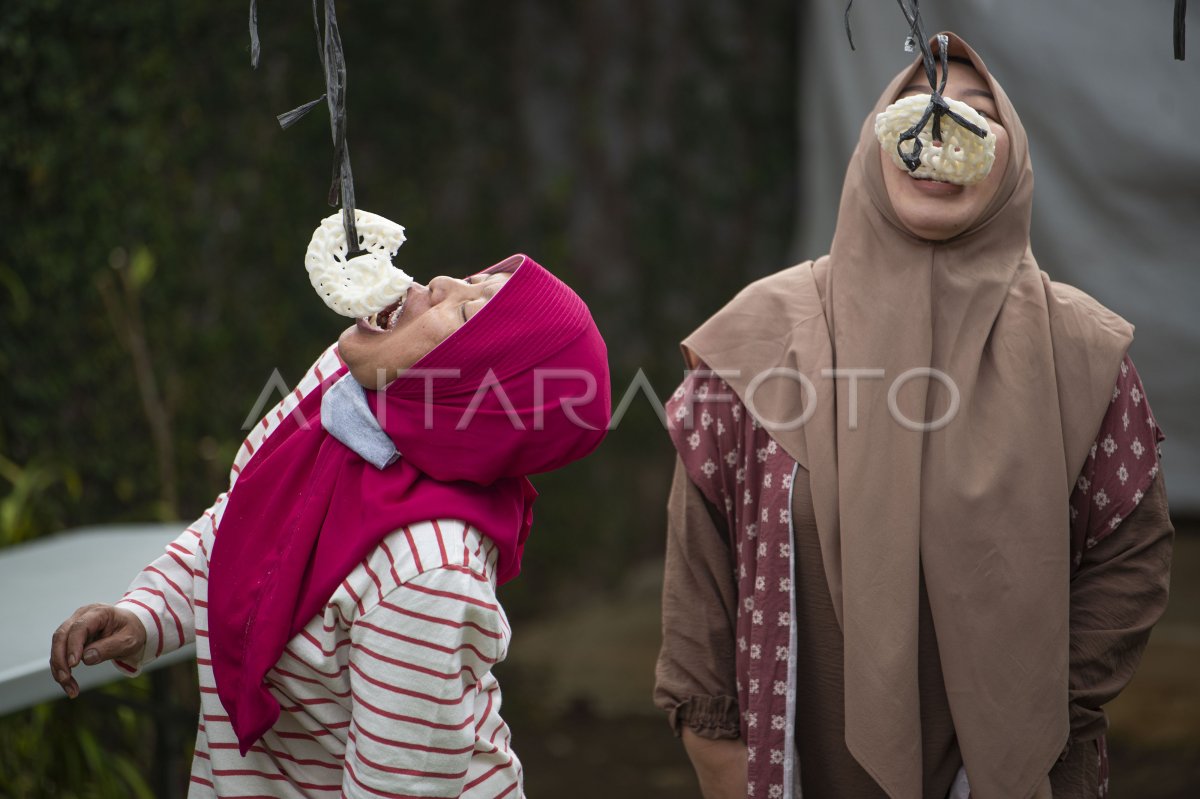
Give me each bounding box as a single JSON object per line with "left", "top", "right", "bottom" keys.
{"left": 667, "top": 369, "right": 798, "bottom": 799}
{"left": 668, "top": 357, "right": 1161, "bottom": 799}
{"left": 1069, "top": 355, "right": 1162, "bottom": 799}
{"left": 1070, "top": 355, "right": 1165, "bottom": 568}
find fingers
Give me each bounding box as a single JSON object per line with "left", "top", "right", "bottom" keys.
{"left": 49, "top": 604, "right": 115, "bottom": 699}
{"left": 50, "top": 605, "right": 93, "bottom": 697}
{"left": 64, "top": 604, "right": 111, "bottom": 668}
{"left": 80, "top": 622, "right": 144, "bottom": 665}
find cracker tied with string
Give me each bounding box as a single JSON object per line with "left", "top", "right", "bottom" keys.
{"left": 305, "top": 210, "right": 412, "bottom": 323}
{"left": 875, "top": 94, "right": 996, "bottom": 185}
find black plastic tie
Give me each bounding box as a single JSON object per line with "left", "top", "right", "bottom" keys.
{"left": 844, "top": 0, "right": 856, "bottom": 51}
{"left": 891, "top": 34, "right": 987, "bottom": 172}
{"left": 247, "top": 0, "right": 361, "bottom": 256}
{"left": 249, "top": 0, "right": 261, "bottom": 69}
{"left": 276, "top": 96, "right": 327, "bottom": 130}
{"left": 1176, "top": 0, "right": 1188, "bottom": 60}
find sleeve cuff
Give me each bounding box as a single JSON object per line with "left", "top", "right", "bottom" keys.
{"left": 1067, "top": 702, "right": 1109, "bottom": 744}
{"left": 112, "top": 598, "right": 161, "bottom": 676}
{"left": 667, "top": 695, "right": 741, "bottom": 740}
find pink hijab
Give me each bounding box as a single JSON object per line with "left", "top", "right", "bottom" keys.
{"left": 208, "top": 254, "right": 610, "bottom": 753}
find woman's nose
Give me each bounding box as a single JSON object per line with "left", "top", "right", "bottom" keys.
{"left": 427, "top": 275, "right": 470, "bottom": 304}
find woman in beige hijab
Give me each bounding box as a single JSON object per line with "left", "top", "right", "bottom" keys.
{"left": 655, "top": 33, "right": 1173, "bottom": 799}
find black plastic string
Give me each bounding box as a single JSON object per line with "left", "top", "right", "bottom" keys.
{"left": 840, "top": 0, "right": 940, "bottom": 87}
{"left": 321, "top": 0, "right": 361, "bottom": 254}
{"left": 276, "top": 96, "right": 326, "bottom": 130}
{"left": 894, "top": 0, "right": 938, "bottom": 93}
{"left": 889, "top": 3, "right": 988, "bottom": 172}
{"left": 844, "top": 0, "right": 856, "bottom": 51}
{"left": 1176, "top": 0, "right": 1188, "bottom": 60}
{"left": 248, "top": 0, "right": 362, "bottom": 257}
{"left": 249, "top": 0, "right": 260, "bottom": 68}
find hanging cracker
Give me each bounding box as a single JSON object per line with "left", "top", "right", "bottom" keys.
{"left": 305, "top": 210, "right": 412, "bottom": 320}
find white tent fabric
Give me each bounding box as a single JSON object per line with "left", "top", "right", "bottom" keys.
{"left": 793, "top": 0, "right": 1200, "bottom": 510}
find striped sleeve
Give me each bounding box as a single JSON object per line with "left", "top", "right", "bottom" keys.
{"left": 342, "top": 566, "right": 505, "bottom": 799}
{"left": 111, "top": 344, "right": 343, "bottom": 676}
{"left": 113, "top": 498, "right": 221, "bottom": 674}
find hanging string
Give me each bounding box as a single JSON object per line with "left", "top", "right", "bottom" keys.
{"left": 1176, "top": 0, "right": 1188, "bottom": 60}
{"left": 844, "top": 0, "right": 856, "bottom": 51}
{"left": 885, "top": 2, "right": 988, "bottom": 172}
{"left": 893, "top": 0, "right": 938, "bottom": 92}
{"left": 833, "top": 1, "right": 946, "bottom": 91}
{"left": 891, "top": 35, "right": 988, "bottom": 171}
{"left": 248, "top": 0, "right": 363, "bottom": 257}
{"left": 249, "top": 0, "right": 261, "bottom": 68}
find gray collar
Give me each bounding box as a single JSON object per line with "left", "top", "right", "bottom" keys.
{"left": 321, "top": 374, "right": 400, "bottom": 470}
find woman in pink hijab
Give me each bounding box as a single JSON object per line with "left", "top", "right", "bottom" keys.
{"left": 50, "top": 254, "right": 610, "bottom": 798}
{"left": 655, "top": 34, "right": 1173, "bottom": 799}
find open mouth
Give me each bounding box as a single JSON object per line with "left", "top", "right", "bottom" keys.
{"left": 360, "top": 295, "right": 406, "bottom": 332}
{"left": 911, "top": 175, "right": 963, "bottom": 191}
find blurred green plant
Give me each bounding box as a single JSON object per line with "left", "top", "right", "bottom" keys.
{"left": 95, "top": 244, "right": 180, "bottom": 519}
{"left": 0, "top": 453, "right": 81, "bottom": 547}
{"left": 0, "top": 685, "right": 156, "bottom": 799}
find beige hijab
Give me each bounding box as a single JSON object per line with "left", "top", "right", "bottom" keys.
{"left": 684, "top": 33, "right": 1132, "bottom": 799}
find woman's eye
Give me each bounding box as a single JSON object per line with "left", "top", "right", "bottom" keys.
{"left": 461, "top": 300, "right": 485, "bottom": 324}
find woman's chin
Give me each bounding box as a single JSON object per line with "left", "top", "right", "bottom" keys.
{"left": 893, "top": 195, "right": 975, "bottom": 241}
{"left": 337, "top": 323, "right": 363, "bottom": 351}
{"left": 336, "top": 329, "right": 375, "bottom": 383}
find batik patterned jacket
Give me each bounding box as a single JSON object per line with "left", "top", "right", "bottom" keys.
{"left": 664, "top": 355, "right": 1163, "bottom": 799}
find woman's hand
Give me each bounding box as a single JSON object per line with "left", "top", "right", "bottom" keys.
{"left": 682, "top": 727, "right": 748, "bottom": 799}
{"left": 49, "top": 603, "right": 146, "bottom": 698}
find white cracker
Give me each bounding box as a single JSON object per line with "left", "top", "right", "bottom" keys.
{"left": 874, "top": 94, "right": 996, "bottom": 186}
{"left": 305, "top": 210, "right": 412, "bottom": 318}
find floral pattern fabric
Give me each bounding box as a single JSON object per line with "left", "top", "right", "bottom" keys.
{"left": 668, "top": 370, "right": 801, "bottom": 799}
{"left": 1067, "top": 355, "right": 1163, "bottom": 798}
{"left": 1070, "top": 356, "right": 1165, "bottom": 567}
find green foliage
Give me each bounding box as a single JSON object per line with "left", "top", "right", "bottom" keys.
{"left": 0, "top": 0, "right": 797, "bottom": 792}
{"left": 0, "top": 453, "right": 81, "bottom": 546}
{"left": 0, "top": 682, "right": 158, "bottom": 799}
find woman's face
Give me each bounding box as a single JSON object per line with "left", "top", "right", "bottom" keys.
{"left": 880, "top": 60, "right": 1010, "bottom": 241}
{"left": 338, "top": 271, "right": 513, "bottom": 388}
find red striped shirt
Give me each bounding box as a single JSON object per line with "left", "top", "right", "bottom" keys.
{"left": 114, "top": 346, "right": 523, "bottom": 798}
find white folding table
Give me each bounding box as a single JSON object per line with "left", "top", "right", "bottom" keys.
{"left": 0, "top": 523, "right": 195, "bottom": 716}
